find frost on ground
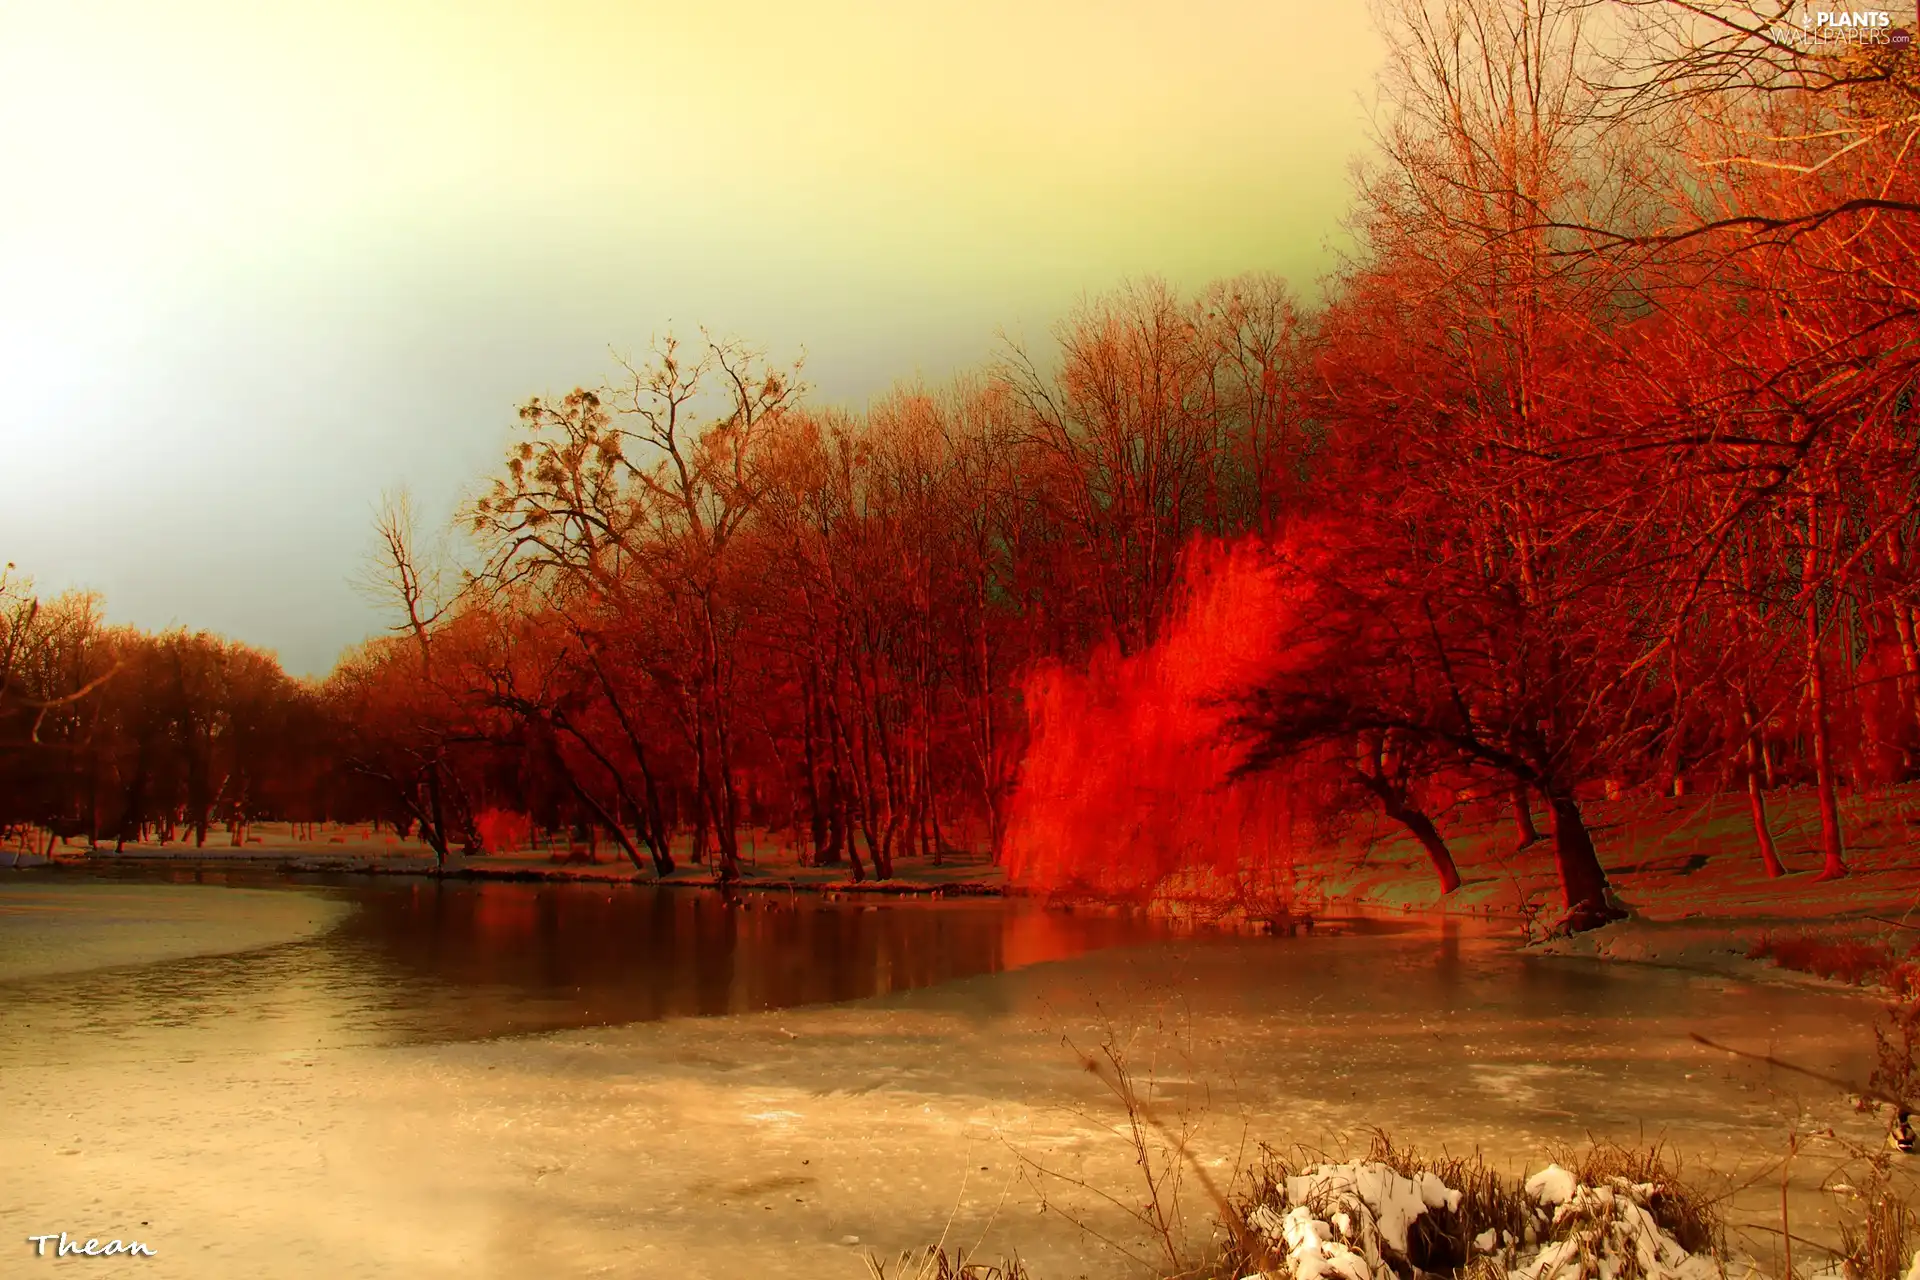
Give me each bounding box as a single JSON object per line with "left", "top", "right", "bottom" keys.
{"left": 1241, "top": 1160, "right": 1724, "bottom": 1280}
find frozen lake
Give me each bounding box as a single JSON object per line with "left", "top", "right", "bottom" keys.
{"left": 0, "top": 872, "right": 1169, "bottom": 1060}
{"left": 0, "top": 872, "right": 1888, "bottom": 1278}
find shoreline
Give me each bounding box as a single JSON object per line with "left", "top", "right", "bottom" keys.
{"left": 10, "top": 807, "right": 1915, "bottom": 997}
{"left": 4, "top": 852, "right": 1872, "bottom": 996}
{"left": 7, "top": 851, "right": 1013, "bottom": 897}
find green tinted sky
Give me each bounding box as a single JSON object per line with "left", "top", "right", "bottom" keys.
{"left": 0, "top": 0, "right": 1381, "bottom": 675}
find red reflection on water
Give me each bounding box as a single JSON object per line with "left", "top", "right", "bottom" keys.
{"left": 469, "top": 885, "right": 540, "bottom": 936}
{"left": 999, "top": 908, "right": 1095, "bottom": 971}
{"left": 331, "top": 883, "right": 1165, "bottom": 1035}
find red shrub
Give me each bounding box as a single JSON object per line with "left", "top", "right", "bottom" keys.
{"left": 473, "top": 808, "right": 533, "bottom": 855}
{"left": 1749, "top": 933, "right": 1901, "bottom": 986}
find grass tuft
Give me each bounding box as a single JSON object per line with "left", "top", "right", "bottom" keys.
{"left": 1870, "top": 962, "right": 1920, "bottom": 1117}
{"left": 861, "top": 1245, "right": 1031, "bottom": 1280}
{"left": 1835, "top": 1156, "right": 1917, "bottom": 1280}
{"left": 1206, "top": 1135, "right": 1721, "bottom": 1280}
{"left": 1545, "top": 1137, "right": 1723, "bottom": 1258}
{"left": 1362, "top": 1129, "right": 1532, "bottom": 1273}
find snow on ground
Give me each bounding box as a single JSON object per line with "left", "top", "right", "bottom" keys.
{"left": 1245, "top": 1160, "right": 1726, "bottom": 1280}
{"left": 1247, "top": 1162, "right": 1460, "bottom": 1280}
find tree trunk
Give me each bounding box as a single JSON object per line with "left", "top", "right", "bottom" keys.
{"left": 1354, "top": 771, "right": 1461, "bottom": 893}
{"left": 548, "top": 713, "right": 673, "bottom": 877}
{"left": 1895, "top": 600, "right": 1920, "bottom": 747}
{"left": 693, "top": 792, "right": 721, "bottom": 875}
{"left": 816, "top": 681, "right": 845, "bottom": 866}
{"left": 1744, "top": 705, "right": 1786, "bottom": 878}
{"left": 917, "top": 756, "right": 940, "bottom": 867}
{"left": 697, "top": 599, "right": 741, "bottom": 884}
{"left": 1806, "top": 608, "right": 1850, "bottom": 880}
{"left": 579, "top": 644, "right": 674, "bottom": 875}
{"left": 1547, "top": 793, "right": 1622, "bottom": 930}
{"left": 711, "top": 718, "right": 742, "bottom": 882}
{"left": 823, "top": 690, "right": 865, "bottom": 881}
{"left": 1387, "top": 799, "right": 1462, "bottom": 894}
{"left": 1512, "top": 783, "right": 1541, "bottom": 850}
{"left": 800, "top": 674, "right": 827, "bottom": 867}
{"left": 424, "top": 759, "right": 450, "bottom": 867}
{"left": 840, "top": 791, "right": 865, "bottom": 883}
{"left": 818, "top": 767, "right": 845, "bottom": 866}
{"left": 640, "top": 772, "right": 673, "bottom": 875}
{"left": 558, "top": 774, "right": 649, "bottom": 873}
{"left": 840, "top": 701, "right": 887, "bottom": 879}
{"left": 857, "top": 713, "right": 892, "bottom": 879}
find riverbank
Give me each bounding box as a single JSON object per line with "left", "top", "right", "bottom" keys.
{"left": 4, "top": 822, "right": 1011, "bottom": 897}
{"left": 1281, "top": 786, "right": 1920, "bottom": 989}
{"left": 11, "top": 785, "right": 1917, "bottom": 971}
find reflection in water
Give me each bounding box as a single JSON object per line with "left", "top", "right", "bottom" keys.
{"left": 0, "top": 873, "right": 1881, "bottom": 1189}
{"left": 0, "top": 873, "right": 1876, "bottom": 1138}
{"left": 0, "top": 878, "right": 1167, "bottom": 1067}
{"left": 342, "top": 881, "right": 1163, "bottom": 1032}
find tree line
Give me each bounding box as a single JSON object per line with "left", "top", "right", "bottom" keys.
{"left": 4, "top": 1, "right": 1916, "bottom": 930}
{"left": 0, "top": 577, "right": 333, "bottom": 848}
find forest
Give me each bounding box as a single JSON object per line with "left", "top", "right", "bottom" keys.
{"left": 3, "top": 0, "right": 1918, "bottom": 933}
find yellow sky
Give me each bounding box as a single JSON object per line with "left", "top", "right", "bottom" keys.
{"left": 0, "top": 0, "right": 1381, "bottom": 673}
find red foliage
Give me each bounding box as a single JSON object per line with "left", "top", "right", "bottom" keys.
{"left": 473, "top": 807, "right": 533, "bottom": 855}
{"left": 1748, "top": 933, "right": 1905, "bottom": 986}
{"left": 1002, "top": 537, "right": 1317, "bottom": 898}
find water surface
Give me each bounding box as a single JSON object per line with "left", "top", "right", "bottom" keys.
{"left": 0, "top": 869, "right": 1889, "bottom": 1280}
{"left": 0, "top": 871, "right": 1168, "bottom": 1065}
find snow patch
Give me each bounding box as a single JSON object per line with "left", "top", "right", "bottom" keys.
{"left": 1513, "top": 1178, "right": 1716, "bottom": 1280}
{"left": 1245, "top": 1162, "right": 1724, "bottom": 1280}
{"left": 1286, "top": 1161, "right": 1462, "bottom": 1252}
{"left": 1246, "top": 1160, "right": 1462, "bottom": 1280}
{"left": 1524, "top": 1163, "right": 1577, "bottom": 1207}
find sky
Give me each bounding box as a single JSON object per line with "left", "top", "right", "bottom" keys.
{"left": 0, "top": 0, "right": 1381, "bottom": 677}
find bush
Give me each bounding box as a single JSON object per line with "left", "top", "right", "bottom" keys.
{"left": 1749, "top": 933, "right": 1904, "bottom": 986}
{"left": 1208, "top": 1134, "right": 1721, "bottom": 1280}
{"left": 1545, "top": 1138, "right": 1721, "bottom": 1258}
{"left": 1870, "top": 962, "right": 1920, "bottom": 1119}
{"left": 472, "top": 808, "right": 532, "bottom": 855}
